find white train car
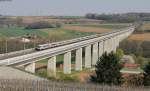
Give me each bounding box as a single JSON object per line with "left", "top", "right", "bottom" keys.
{"left": 35, "top": 34, "right": 100, "bottom": 51}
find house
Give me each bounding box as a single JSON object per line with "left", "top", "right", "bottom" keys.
{"left": 120, "top": 63, "right": 144, "bottom": 78}
{"left": 20, "top": 38, "right": 31, "bottom": 43}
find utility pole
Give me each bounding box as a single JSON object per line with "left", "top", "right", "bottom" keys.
{"left": 23, "top": 42, "right": 26, "bottom": 55}
{"left": 33, "top": 34, "right": 37, "bottom": 48}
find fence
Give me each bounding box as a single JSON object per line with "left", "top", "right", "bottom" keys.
{"left": 0, "top": 79, "right": 149, "bottom": 91}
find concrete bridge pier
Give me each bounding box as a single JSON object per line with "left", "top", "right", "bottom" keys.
{"left": 112, "top": 37, "right": 117, "bottom": 53}
{"left": 25, "top": 63, "right": 35, "bottom": 73}
{"left": 110, "top": 38, "right": 114, "bottom": 53}
{"left": 85, "top": 45, "right": 92, "bottom": 68}
{"left": 104, "top": 40, "right": 109, "bottom": 53}
{"left": 47, "top": 56, "right": 56, "bottom": 77}
{"left": 108, "top": 38, "right": 113, "bottom": 52}
{"left": 75, "top": 48, "right": 82, "bottom": 71}
{"left": 64, "top": 51, "right": 71, "bottom": 74}
{"left": 92, "top": 42, "right": 99, "bottom": 65}
{"left": 99, "top": 41, "right": 104, "bottom": 57}
{"left": 103, "top": 40, "right": 107, "bottom": 53}
{"left": 116, "top": 36, "right": 120, "bottom": 48}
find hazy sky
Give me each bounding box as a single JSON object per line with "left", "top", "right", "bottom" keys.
{"left": 0, "top": 0, "right": 150, "bottom": 16}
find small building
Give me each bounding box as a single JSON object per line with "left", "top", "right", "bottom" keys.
{"left": 21, "top": 38, "right": 31, "bottom": 43}
{"left": 120, "top": 63, "right": 144, "bottom": 78}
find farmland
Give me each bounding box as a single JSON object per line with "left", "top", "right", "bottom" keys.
{"left": 0, "top": 27, "right": 93, "bottom": 39}
{"left": 120, "top": 22, "right": 150, "bottom": 59}
{"left": 0, "top": 16, "right": 132, "bottom": 58}
{"left": 70, "top": 23, "right": 130, "bottom": 29}
{"left": 9, "top": 16, "right": 102, "bottom": 24}
{"left": 128, "top": 22, "right": 150, "bottom": 41}
{"left": 63, "top": 25, "right": 112, "bottom": 33}
{"left": 0, "top": 23, "right": 128, "bottom": 38}
{"left": 63, "top": 23, "right": 129, "bottom": 33}
{"left": 129, "top": 33, "right": 150, "bottom": 41}
{"left": 139, "top": 22, "right": 150, "bottom": 31}
{"left": 0, "top": 26, "right": 94, "bottom": 53}
{"left": 0, "top": 17, "right": 129, "bottom": 54}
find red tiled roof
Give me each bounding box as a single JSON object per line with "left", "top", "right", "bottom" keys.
{"left": 123, "top": 64, "right": 139, "bottom": 68}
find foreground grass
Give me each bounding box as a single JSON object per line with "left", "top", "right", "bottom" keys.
{"left": 36, "top": 67, "right": 92, "bottom": 82}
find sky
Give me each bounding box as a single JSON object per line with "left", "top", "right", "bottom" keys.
{"left": 0, "top": 0, "right": 150, "bottom": 16}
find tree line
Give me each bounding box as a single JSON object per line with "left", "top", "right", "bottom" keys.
{"left": 0, "top": 17, "right": 23, "bottom": 27}
{"left": 25, "top": 21, "right": 62, "bottom": 29}
{"left": 85, "top": 13, "right": 150, "bottom": 23}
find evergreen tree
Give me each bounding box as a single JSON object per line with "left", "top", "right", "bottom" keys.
{"left": 91, "top": 52, "right": 123, "bottom": 85}
{"left": 143, "top": 62, "right": 150, "bottom": 86}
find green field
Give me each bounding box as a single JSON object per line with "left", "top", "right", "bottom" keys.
{"left": 0, "top": 26, "right": 94, "bottom": 39}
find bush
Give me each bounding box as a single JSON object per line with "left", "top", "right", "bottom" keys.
{"left": 36, "top": 69, "right": 47, "bottom": 77}
{"left": 143, "top": 62, "right": 150, "bottom": 86}
{"left": 91, "top": 52, "right": 123, "bottom": 85}
{"left": 116, "top": 49, "right": 124, "bottom": 59}
{"left": 123, "top": 74, "right": 144, "bottom": 86}
{"left": 25, "top": 21, "right": 62, "bottom": 29}
{"left": 57, "top": 72, "right": 76, "bottom": 82}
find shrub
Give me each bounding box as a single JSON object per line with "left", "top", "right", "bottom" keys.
{"left": 143, "top": 62, "right": 150, "bottom": 86}
{"left": 25, "top": 21, "right": 62, "bottom": 29}
{"left": 123, "top": 74, "right": 144, "bottom": 86}
{"left": 116, "top": 49, "right": 124, "bottom": 59}
{"left": 91, "top": 52, "right": 123, "bottom": 85}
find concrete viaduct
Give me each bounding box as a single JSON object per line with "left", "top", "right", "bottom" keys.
{"left": 0, "top": 26, "right": 135, "bottom": 77}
